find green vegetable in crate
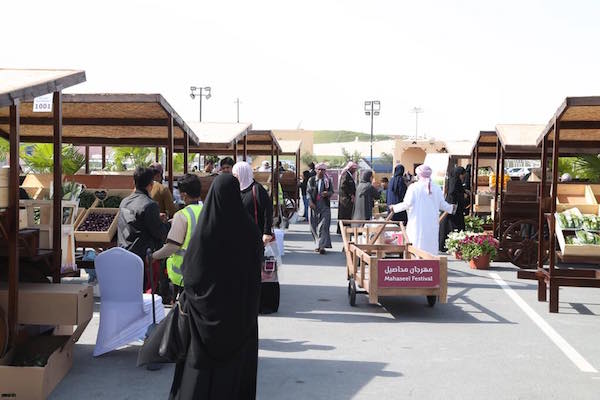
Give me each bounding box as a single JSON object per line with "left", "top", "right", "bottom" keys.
{"left": 566, "top": 236, "right": 576, "bottom": 245}
{"left": 571, "top": 214, "right": 582, "bottom": 229}
{"left": 557, "top": 213, "right": 569, "bottom": 229}
{"left": 100, "top": 195, "right": 123, "bottom": 208}
{"left": 78, "top": 191, "right": 96, "bottom": 209}
{"left": 575, "top": 230, "right": 596, "bottom": 245}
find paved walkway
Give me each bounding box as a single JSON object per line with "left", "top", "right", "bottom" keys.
{"left": 52, "top": 217, "right": 600, "bottom": 399}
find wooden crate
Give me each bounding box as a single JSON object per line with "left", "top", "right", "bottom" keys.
{"left": 556, "top": 184, "right": 598, "bottom": 214}
{"left": 21, "top": 174, "right": 54, "bottom": 200}
{"left": 475, "top": 193, "right": 492, "bottom": 206}
{"left": 586, "top": 184, "right": 600, "bottom": 205}
{"left": 74, "top": 208, "right": 119, "bottom": 243}
{"left": 555, "top": 213, "right": 600, "bottom": 257}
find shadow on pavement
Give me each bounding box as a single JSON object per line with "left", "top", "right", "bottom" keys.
{"left": 259, "top": 338, "right": 335, "bottom": 353}
{"left": 258, "top": 357, "right": 401, "bottom": 400}
{"left": 273, "top": 283, "right": 515, "bottom": 325}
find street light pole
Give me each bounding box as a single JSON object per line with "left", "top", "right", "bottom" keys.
{"left": 190, "top": 86, "right": 212, "bottom": 122}
{"left": 364, "top": 100, "right": 381, "bottom": 166}
{"left": 234, "top": 98, "right": 242, "bottom": 123}
{"left": 411, "top": 107, "right": 423, "bottom": 140}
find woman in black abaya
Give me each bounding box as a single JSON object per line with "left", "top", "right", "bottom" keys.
{"left": 170, "top": 174, "right": 262, "bottom": 400}
{"left": 386, "top": 164, "right": 408, "bottom": 223}
{"left": 439, "top": 166, "right": 468, "bottom": 251}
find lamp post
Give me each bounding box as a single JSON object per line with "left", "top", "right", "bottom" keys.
{"left": 364, "top": 100, "right": 381, "bottom": 166}
{"left": 234, "top": 97, "right": 242, "bottom": 123}
{"left": 190, "top": 86, "right": 212, "bottom": 122}
{"left": 411, "top": 106, "right": 423, "bottom": 140}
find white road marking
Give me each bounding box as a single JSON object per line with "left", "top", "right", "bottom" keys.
{"left": 489, "top": 272, "right": 598, "bottom": 373}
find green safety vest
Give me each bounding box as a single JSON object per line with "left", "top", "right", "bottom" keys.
{"left": 166, "top": 204, "right": 202, "bottom": 287}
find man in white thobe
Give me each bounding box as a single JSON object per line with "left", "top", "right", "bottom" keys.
{"left": 389, "top": 165, "right": 456, "bottom": 255}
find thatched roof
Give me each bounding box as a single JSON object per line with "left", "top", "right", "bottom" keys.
{"left": 0, "top": 68, "right": 86, "bottom": 107}
{"left": 0, "top": 93, "right": 198, "bottom": 146}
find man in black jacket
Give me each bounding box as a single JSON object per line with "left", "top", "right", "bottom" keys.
{"left": 118, "top": 166, "right": 169, "bottom": 266}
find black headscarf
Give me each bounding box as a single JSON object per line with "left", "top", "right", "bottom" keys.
{"left": 181, "top": 174, "right": 262, "bottom": 367}
{"left": 447, "top": 166, "right": 466, "bottom": 205}
{"left": 387, "top": 164, "right": 407, "bottom": 207}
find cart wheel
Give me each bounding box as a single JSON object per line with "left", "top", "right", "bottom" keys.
{"left": 427, "top": 296, "right": 437, "bottom": 307}
{"left": 501, "top": 219, "right": 548, "bottom": 269}
{"left": 349, "top": 278, "right": 357, "bottom": 307}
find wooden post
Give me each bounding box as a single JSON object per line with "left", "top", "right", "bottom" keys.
{"left": 537, "top": 134, "right": 548, "bottom": 302}
{"left": 470, "top": 152, "right": 475, "bottom": 216}
{"left": 233, "top": 140, "right": 238, "bottom": 163}
{"left": 101, "top": 146, "right": 106, "bottom": 169}
{"left": 167, "top": 115, "right": 174, "bottom": 193}
{"left": 8, "top": 101, "right": 20, "bottom": 345}
{"left": 439, "top": 257, "right": 448, "bottom": 303}
{"left": 549, "top": 119, "right": 560, "bottom": 313}
{"left": 499, "top": 147, "right": 505, "bottom": 224}
{"left": 155, "top": 147, "right": 160, "bottom": 163}
{"left": 85, "top": 146, "right": 90, "bottom": 174}
{"left": 296, "top": 150, "right": 301, "bottom": 202}
{"left": 52, "top": 91, "right": 62, "bottom": 283}
{"left": 493, "top": 139, "right": 501, "bottom": 235}
{"left": 368, "top": 256, "right": 378, "bottom": 304}
{"left": 243, "top": 135, "right": 248, "bottom": 161}
{"left": 183, "top": 132, "right": 189, "bottom": 174}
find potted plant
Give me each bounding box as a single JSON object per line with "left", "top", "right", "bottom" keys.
{"left": 459, "top": 233, "right": 499, "bottom": 269}
{"left": 445, "top": 231, "right": 471, "bottom": 259}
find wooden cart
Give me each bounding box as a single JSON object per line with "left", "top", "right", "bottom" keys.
{"left": 279, "top": 171, "right": 299, "bottom": 219}
{"left": 339, "top": 220, "right": 448, "bottom": 307}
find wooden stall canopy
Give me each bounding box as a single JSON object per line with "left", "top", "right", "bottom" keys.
{"left": 0, "top": 69, "right": 86, "bottom": 107}
{"left": 186, "top": 122, "right": 252, "bottom": 152}
{"left": 536, "top": 96, "right": 600, "bottom": 154}
{"left": 279, "top": 139, "right": 302, "bottom": 156}
{"left": 470, "top": 130, "right": 497, "bottom": 160}
{"left": 0, "top": 93, "right": 199, "bottom": 147}
{"left": 445, "top": 140, "right": 474, "bottom": 160}
{"left": 496, "top": 124, "right": 544, "bottom": 158}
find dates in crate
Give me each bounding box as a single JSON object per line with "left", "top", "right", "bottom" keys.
{"left": 77, "top": 212, "right": 115, "bottom": 232}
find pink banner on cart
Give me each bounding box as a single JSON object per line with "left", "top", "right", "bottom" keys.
{"left": 377, "top": 259, "right": 440, "bottom": 288}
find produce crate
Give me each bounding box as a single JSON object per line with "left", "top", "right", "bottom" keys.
{"left": 476, "top": 175, "right": 490, "bottom": 187}
{"left": 74, "top": 208, "right": 119, "bottom": 243}
{"left": 586, "top": 184, "right": 600, "bottom": 204}
{"left": 555, "top": 212, "right": 600, "bottom": 257}
{"left": 21, "top": 174, "right": 54, "bottom": 200}
{"left": 475, "top": 193, "right": 492, "bottom": 206}
{"left": 556, "top": 184, "right": 598, "bottom": 214}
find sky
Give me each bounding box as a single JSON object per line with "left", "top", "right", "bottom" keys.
{"left": 4, "top": 0, "right": 600, "bottom": 141}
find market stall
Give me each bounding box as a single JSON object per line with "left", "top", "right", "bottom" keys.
{"left": 186, "top": 124, "right": 283, "bottom": 215}
{"left": 493, "top": 124, "right": 545, "bottom": 268}
{"left": 1, "top": 93, "right": 200, "bottom": 257}
{"left": 0, "top": 68, "right": 93, "bottom": 399}
{"left": 469, "top": 131, "right": 498, "bottom": 217}
{"left": 518, "top": 97, "right": 600, "bottom": 313}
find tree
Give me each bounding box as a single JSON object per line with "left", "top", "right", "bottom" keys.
{"left": 301, "top": 151, "right": 317, "bottom": 166}
{"left": 381, "top": 152, "right": 394, "bottom": 165}
{"left": 21, "top": 143, "right": 86, "bottom": 175}
{"left": 341, "top": 147, "right": 362, "bottom": 163}
{"left": 0, "top": 138, "right": 8, "bottom": 162}
{"left": 109, "top": 147, "right": 154, "bottom": 171}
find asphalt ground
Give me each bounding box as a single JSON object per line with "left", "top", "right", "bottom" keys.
{"left": 52, "top": 213, "right": 600, "bottom": 399}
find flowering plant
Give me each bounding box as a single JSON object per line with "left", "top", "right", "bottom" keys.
{"left": 445, "top": 231, "right": 472, "bottom": 255}
{"left": 464, "top": 215, "right": 484, "bottom": 233}
{"left": 458, "top": 233, "right": 499, "bottom": 261}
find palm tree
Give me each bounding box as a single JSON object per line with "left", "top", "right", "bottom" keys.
{"left": 21, "top": 143, "right": 85, "bottom": 175}
{"left": 0, "top": 138, "right": 8, "bottom": 162}
{"left": 109, "top": 147, "right": 154, "bottom": 171}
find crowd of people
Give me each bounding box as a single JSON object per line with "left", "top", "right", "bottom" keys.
{"left": 299, "top": 160, "right": 470, "bottom": 256}
{"left": 112, "top": 158, "right": 286, "bottom": 398}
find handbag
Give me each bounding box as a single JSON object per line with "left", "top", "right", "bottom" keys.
{"left": 137, "top": 292, "right": 190, "bottom": 366}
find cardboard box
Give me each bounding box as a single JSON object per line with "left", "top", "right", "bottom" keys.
{"left": 0, "top": 283, "right": 93, "bottom": 326}
{"left": 0, "top": 336, "right": 74, "bottom": 400}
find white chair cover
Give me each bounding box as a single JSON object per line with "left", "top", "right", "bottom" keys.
{"left": 93, "top": 247, "right": 165, "bottom": 357}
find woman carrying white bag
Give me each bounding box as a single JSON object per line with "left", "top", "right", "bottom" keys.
{"left": 233, "top": 162, "right": 280, "bottom": 313}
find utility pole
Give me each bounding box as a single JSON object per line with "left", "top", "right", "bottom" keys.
{"left": 234, "top": 98, "right": 242, "bottom": 123}
{"left": 411, "top": 107, "right": 423, "bottom": 140}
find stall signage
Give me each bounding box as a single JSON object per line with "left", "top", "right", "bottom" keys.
{"left": 33, "top": 93, "right": 53, "bottom": 112}
{"left": 378, "top": 259, "right": 440, "bottom": 288}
